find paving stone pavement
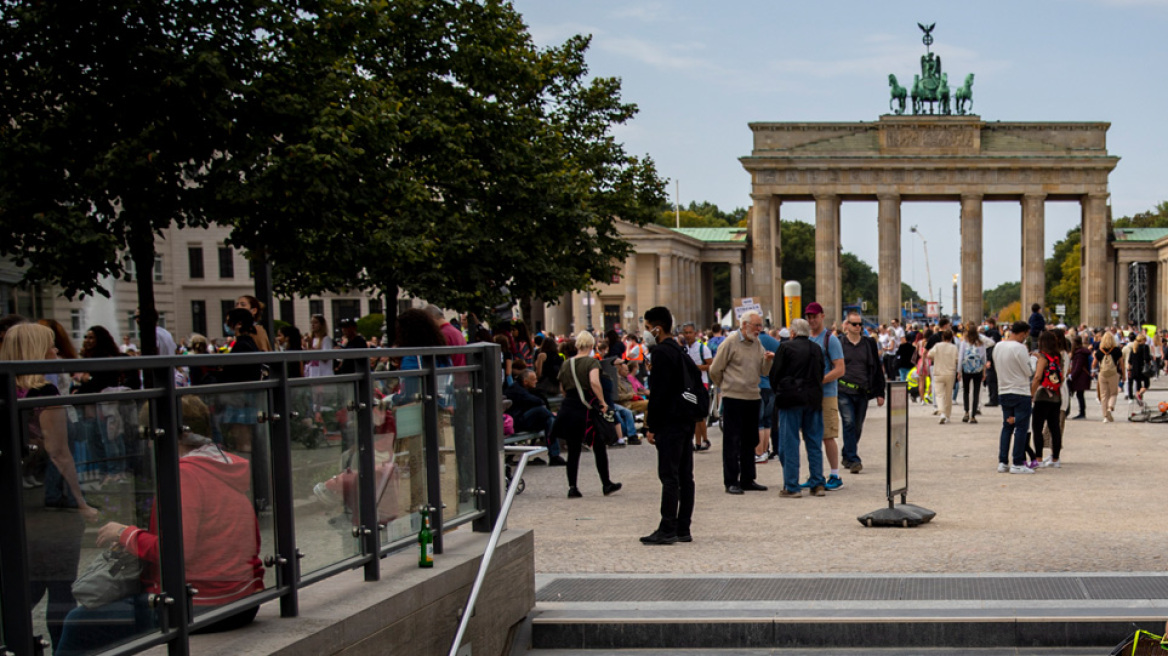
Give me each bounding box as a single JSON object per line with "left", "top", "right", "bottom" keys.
{"left": 507, "top": 393, "right": 1168, "bottom": 575}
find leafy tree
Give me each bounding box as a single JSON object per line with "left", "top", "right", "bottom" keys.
{"left": 997, "top": 300, "right": 1022, "bottom": 323}
{"left": 1114, "top": 201, "right": 1168, "bottom": 229}
{"left": 984, "top": 281, "right": 1021, "bottom": 316}
{"left": 841, "top": 252, "right": 879, "bottom": 312}
{"left": 0, "top": 0, "right": 263, "bottom": 353}
{"left": 1048, "top": 244, "right": 1081, "bottom": 323}
{"left": 655, "top": 200, "right": 746, "bottom": 228}
{"left": 217, "top": 1, "right": 665, "bottom": 323}
{"left": 778, "top": 220, "right": 816, "bottom": 303}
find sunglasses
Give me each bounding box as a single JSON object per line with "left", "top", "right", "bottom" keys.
{"left": 848, "top": 321, "right": 862, "bottom": 326}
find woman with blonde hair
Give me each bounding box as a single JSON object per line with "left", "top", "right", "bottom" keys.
{"left": 549, "top": 330, "right": 621, "bottom": 498}
{"left": 1094, "top": 330, "right": 1123, "bottom": 422}
{"left": 2, "top": 323, "right": 99, "bottom": 649}
{"left": 304, "top": 314, "right": 334, "bottom": 378}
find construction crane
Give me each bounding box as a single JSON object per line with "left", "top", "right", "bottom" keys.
{"left": 909, "top": 225, "right": 934, "bottom": 304}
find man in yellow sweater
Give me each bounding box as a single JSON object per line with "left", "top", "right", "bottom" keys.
{"left": 708, "top": 311, "right": 774, "bottom": 495}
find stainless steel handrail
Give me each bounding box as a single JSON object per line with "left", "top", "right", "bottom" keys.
{"left": 448, "top": 444, "right": 546, "bottom": 656}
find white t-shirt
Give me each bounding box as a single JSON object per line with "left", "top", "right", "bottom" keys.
{"left": 684, "top": 340, "right": 713, "bottom": 385}
{"left": 994, "top": 340, "right": 1035, "bottom": 397}
{"left": 305, "top": 335, "right": 335, "bottom": 378}
{"left": 878, "top": 332, "right": 895, "bottom": 355}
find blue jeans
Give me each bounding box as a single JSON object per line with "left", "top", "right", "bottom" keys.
{"left": 517, "top": 406, "right": 559, "bottom": 457}
{"left": 998, "top": 393, "right": 1032, "bottom": 466}
{"left": 836, "top": 390, "right": 869, "bottom": 466}
{"left": 57, "top": 594, "right": 157, "bottom": 655}
{"left": 613, "top": 405, "right": 636, "bottom": 442}
{"left": 777, "top": 406, "right": 824, "bottom": 493}
{"left": 898, "top": 367, "right": 911, "bottom": 382}
{"left": 758, "top": 388, "right": 775, "bottom": 429}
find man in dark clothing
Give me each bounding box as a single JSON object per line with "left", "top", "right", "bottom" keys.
{"left": 837, "top": 311, "right": 886, "bottom": 476}
{"left": 926, "top": 317, "right": 950, "bottom": 350}
{"left": 769, "top": 318, "right": 824, "bottom": 497}
{"left": 984, "top": 318, "right": 1003, "bottom": 406}
{"left": 505, "top": 371, "right": 565, "bottom": 465}
{"left": 334, "top": 318, "right": 367, "bottom": 374}
{"left": 640, "top": 306, "right": 696, "bottom": 546}
{"left": 1028, "top": 304, "right": 1046, "bottom": 343}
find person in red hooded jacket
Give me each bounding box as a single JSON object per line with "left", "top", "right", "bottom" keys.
{"left": 58, "top": 396, "right": 264, "bottom": 654}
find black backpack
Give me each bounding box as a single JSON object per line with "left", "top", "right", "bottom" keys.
{"left": 666, "top": 339, "right": 710, "bottom": 422}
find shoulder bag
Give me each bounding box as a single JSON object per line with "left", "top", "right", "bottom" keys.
{"left": 72, "top": 530, "right": 144, "bottom": 608}
{"left": 570, "top": 359, "right": 618, "bottom": 447}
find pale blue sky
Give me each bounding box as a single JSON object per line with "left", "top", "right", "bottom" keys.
{"left": 511, "top": 0, "right": 1168, "bottom": 301}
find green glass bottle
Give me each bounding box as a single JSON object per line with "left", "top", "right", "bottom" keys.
{"left": 418, "top": 507, "right": 434, "bottom": 568}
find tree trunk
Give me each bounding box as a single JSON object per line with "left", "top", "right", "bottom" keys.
{"left": 252, "top": 247, "right": 275, "bottom": 341}
{"left": 382, "top": 279, "right": 399, "bottom": 346}
{"left": 129, "top": 229, "right": 159, "bottom": 357}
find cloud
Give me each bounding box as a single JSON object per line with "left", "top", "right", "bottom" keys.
{"left": 611, "top": 2, "right": 671, "bottom": 22}
{"left": 765, "top": 41, "right": 1010, "bottom": 80}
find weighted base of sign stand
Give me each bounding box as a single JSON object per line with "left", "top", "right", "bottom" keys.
{"left": 858, "top": 503, "right": 936, "bottom": 528}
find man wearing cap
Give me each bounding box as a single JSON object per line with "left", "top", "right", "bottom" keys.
{"left": 804, "top": 302, "right": 847, "bottom": 488}
{"left": 334, "top": 317, "right": 367, "bottom": 375}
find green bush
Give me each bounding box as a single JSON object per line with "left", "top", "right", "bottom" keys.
{"left": 357, "top": 313, "right": 384, "bottom": 340}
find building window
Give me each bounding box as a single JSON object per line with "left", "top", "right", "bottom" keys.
{"left": 191, "top": 301, "right": 206, "bottom": 336}
{"left": 248, "top": 258, "right": 255, "bottom": 280}
{"left": 369, "top": 298, "right": 383, "bottom": 315}
{"left": 218, "top": 247, "right": 234, "bottom": 279}
{"left": 126, "top": 311, "right": 139, "bottom": 340}
{"left": 188, "top": 247, "right": 204, "bottom": 279}
{"left": 70, "top": 309, "right": 82, "bottom": 340}
{"left": 279, "top": 299, "right": 295, "bottom": 326}
{"left": 123, "top": 254, "right": 162, "bottom": 282}
{"left": 157, "top": 312, "right": 167, "bottom": 329}
{"left": 220, "top": 300, "right": 236, "bottom": 337}
{"left": 309, "top": 299, "right": 323, "bottom": 318}
{"left": 331, "top": 299, "right": 361, "bottom": 325}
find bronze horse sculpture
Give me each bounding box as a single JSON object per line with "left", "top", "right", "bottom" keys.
{"left": 955, "top": 73, "right": 975, "bottom": 115}
{"left": 888, "top": 74, "right": 908, "bottom": 115}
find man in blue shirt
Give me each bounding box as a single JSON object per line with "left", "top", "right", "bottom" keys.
{"left": 757, "top": 328, "right": 780, "bottom": 461}
{"left": 805, "top": 302, "right": 847, "bottom": 489}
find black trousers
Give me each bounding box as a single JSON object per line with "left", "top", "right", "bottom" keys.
{"left": 1031, "top": 401, "right": 1062, "bottom": 461}
{"left": 985, "top": 352, "right": 999, "bottom": 404}
{"left": 962, "top": 371, "right": 982, "bottom": 414}
{"left": 721, "top": 398, "right": 761, "bottom": 487}
{"left": 654, "top": 425, "right": 695, "bottom": 535}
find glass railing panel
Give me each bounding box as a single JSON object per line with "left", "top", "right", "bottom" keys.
{"left": 375, "top": 374, "right": 429, "bottom": 547}
{"left": 439, "top": 370, "right": 480, "bottom": 523}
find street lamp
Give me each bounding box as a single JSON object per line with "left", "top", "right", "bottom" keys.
{"left": 952, "top": 273, "right": 959, "bottom": 321}
{"left": 909, "top": 225, "right": 934, "bottom": 304}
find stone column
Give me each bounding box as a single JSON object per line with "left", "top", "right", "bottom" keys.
{"left": 730, "top": 262, "right": 744, "bottom": 301}
{"left": 1081, "top": 193, "right": 1109, "bottom": 326}
{"left": 877, "top": 192, "right": 902, "bottom": 325}
{"left": 815, "top": 193, "right": 842, "bottom": 324}
{"left": 750, "top": 194, "right": 774, "bottom": 320}
{"left": 960, "top": 193, "right": 984, "bottom": 322}
{"left": 659, "top": 253, "right": 674, "bottom": 319}
{"left": 679, "top": 257, "right": 689, "bottom": 325}
{"left": 1117, "top": 259, "right": 1129, "bottom": 326}
{"left": 624, "top": 253, "right": 638, "bottom": 328}
{"left": 702, "top": 264, "right": 714, "bottom": 326}
{"left": 771, "top": 199, "right": 783, "bottom": 319}
{"left": 1021, "top": 193, "right": 1046, "bottom": 316}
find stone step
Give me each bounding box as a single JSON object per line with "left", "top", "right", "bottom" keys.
{"left": 528, "top": 574, "right": 1168, "bottom": 651}
{"left": 525, "top": 649, "right": 1108, "bottom": 656}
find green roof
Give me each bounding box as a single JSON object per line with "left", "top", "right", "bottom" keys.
{"left": 671, "top": 227, "right": 748, "bottom": 243}
{"left": 1114, "top": 228, "right": 1168, "bottom": 242}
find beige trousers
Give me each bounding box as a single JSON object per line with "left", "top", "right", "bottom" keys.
{"left": 1098, "top": 371, "right": 1120, "bottom": 421}
{"left": 934, "top": 375, "right": 955, "bottom": 420}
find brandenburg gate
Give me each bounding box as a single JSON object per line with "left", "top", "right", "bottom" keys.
{"left": 741, "top": 25, "right": 1119, "bottom": 326}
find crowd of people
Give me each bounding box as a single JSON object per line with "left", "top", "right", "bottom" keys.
{"left": 4, "top": 293, "right": 1166, "bottom": 647}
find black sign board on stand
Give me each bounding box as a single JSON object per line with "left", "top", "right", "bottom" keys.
{"left": 858, "top": 381, "right": 936, "bottom": 528}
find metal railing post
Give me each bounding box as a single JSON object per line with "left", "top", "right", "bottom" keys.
{"left": 154, "top": 365, "right": 190, "bottom": 656}
{"left": 0, "top": 371, "right": 36, "bottom": 655}
{"left": 354, "top": 355, "right": 380, "bottom": 581}
{"left": 423, "top": 354, "right": 444, "bottom": 554}
{"left": 269, "top": 362, "right": 300, "bottom": 616}
{"left": 480, "top": 343, "right": 504, "bottom": 528}
{"left": 471, "top": 349, "right": 492, "bottom": 534}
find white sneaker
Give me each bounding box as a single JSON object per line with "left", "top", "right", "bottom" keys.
{"left": 1009, "top": 465, "right": 1036, "bottom": 475}
{"left": 939, "top": 417, "right": 947, "bottom": 424}
{"left": 1051, "top": 461, "right": 1061, "bottom": 469}
{"left": 754, "top": 453, "right": 768, "bottom": 464}
{"left": 1040, "top": 456, "right": 1053, "bottom": 468}
{"left": 997, "top": 463, "right": 1008, "bottom": 473}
